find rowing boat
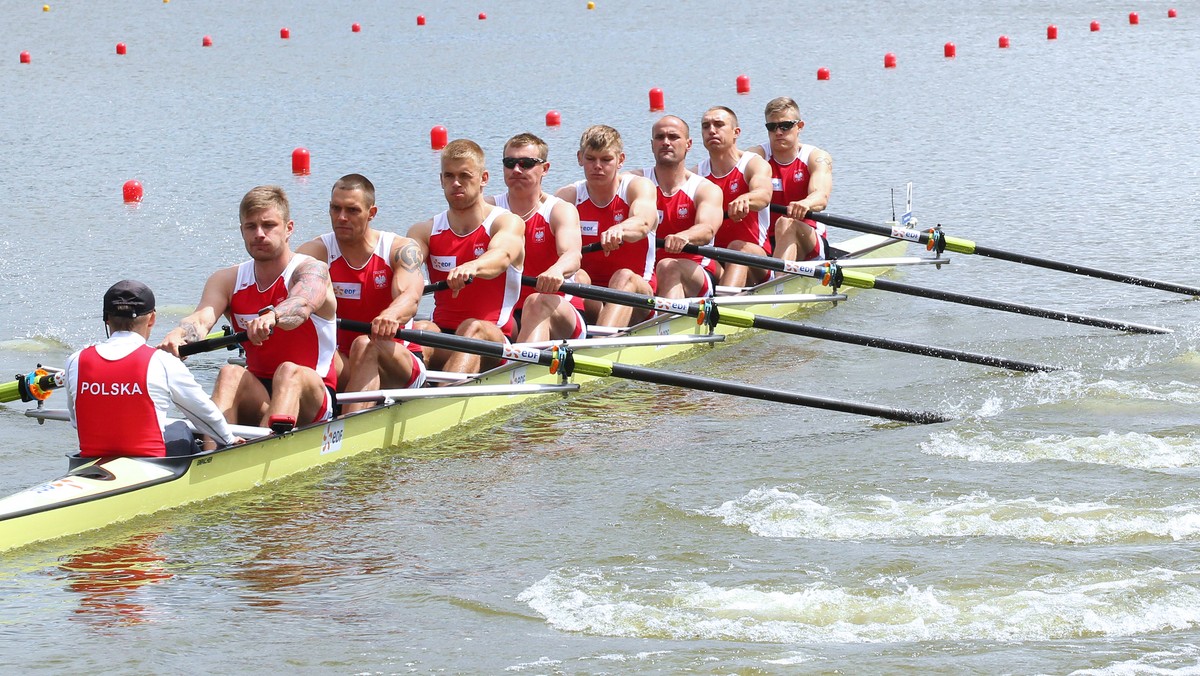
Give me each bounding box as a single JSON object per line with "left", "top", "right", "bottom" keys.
{"left": 0, "top": 232, "right": 907, "bottom": 551}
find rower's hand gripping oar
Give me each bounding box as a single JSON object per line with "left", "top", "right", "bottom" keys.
{"left": 670, "top": 238, "right": 1171, "bottom": 335}
{"left": 179, "top": 326, "right": 249, "bottom": 358}
{"left": 776, "top": 205, "right": 1200, "bottom": 298}
{"left": 337, "top": 319, "right": 950, "bottom": 424}
{"left": 527, "top": 275, "right": 1057, "bottom": 374}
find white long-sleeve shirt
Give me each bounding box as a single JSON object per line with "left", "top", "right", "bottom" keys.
{"left": 65, "top": 331, "right": 236, "bottom": 447}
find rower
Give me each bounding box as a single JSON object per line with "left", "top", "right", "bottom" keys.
{"left": 554, "top": 124, "right": 659, "bottom": 327}
{"left": 159, "top": 186, "right": 338, "bottom": 430}
{"left": 66, "top": 280, "right": 240, "bottom": 457}
{"left": 631, "top": 115, "right": 725, "bottom": 299}
{"left": 748, "top": 96, "right": 833, "bottom": 261}
{"left": 296, "top": 174, "right": 427, "bottom": 414}
{"left": 407, "top": 139, "right": 525, "bottom": 375}
{"left": 486, "top": 133, "right": 588, "bottom": 343}
{"left": 696, "top": 106, "right": 774, "bottom": 288}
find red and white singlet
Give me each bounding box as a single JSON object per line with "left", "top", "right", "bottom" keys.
{"left": 426, "top": 208, "right": 521, "bottom": 337}
{"left": 75, "top": 345, "right": 164, "bottom": 457}
{"left": 698, "top": 152, "right": 771, "bottom": 254}
{"left": 320, "top": 231, "right": 421, "bottom": 357}
{"left": 643, "top": 167, "right": 719, "bottom": 278}
{"left": 760, "top": 142, "right": 828, "bottom": 258}
{"left": 494, "top": 192, "right": 585, "bottom": 313}
{"left": 575, "top": 175, "right": 656, "bottom": 289}
{"left": 230, "top": 254, "right": 338, "bottom": 391}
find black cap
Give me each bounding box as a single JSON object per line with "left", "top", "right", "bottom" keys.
{"left": 103, "top": 280, "right": 156, "bottom": 319}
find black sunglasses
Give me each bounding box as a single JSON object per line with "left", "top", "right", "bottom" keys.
{"left": 765, "top": 120, "right": 800, "bottom": 133}
{"left": 502, "top": 157, "right": 546, "bottom": 170}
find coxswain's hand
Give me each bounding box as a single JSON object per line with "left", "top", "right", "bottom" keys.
{"left": 727, "top": 195, "right": 752, "bottom": 221}
{"left": 232, "top": 436, "right": 246, "bottom": 445}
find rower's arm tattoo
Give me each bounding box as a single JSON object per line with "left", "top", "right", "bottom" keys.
{"left": 814, "top": 155, "right": 832, "bottom": 168}
{"left": 276, "top": 259, "right": 330, "bottom": 329}
{"left": 394, "top": 241, "right": 423, "bottom": 272}
{"left": 179, "top": 321, "right": 204, "bottom": 343}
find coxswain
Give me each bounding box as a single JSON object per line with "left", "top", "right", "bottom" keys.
{"left": 696, "top": 106, "right": 774, "bottom": 287}
{"left": 486, "top": 133, "right": 588, "bottom": 343}
{"left": 159, "top": 186, "right": 338, "bottom": 430}
{"left": 66, "top": 280, "right": 239, "bottom": 457}
{"left": 749, "top": 96, "right": 833, "bottom": 261}
{"left": 554, "top": 125, "right": 659, "bottom": 327}
{"left": 296, "top": 174, "right": 427, "bottom": 414}
{"left": 408, "top": 139, "right": 525, "bottom": 375}
{"left": 631, "top": 115, "right": 725, "bottom": 299}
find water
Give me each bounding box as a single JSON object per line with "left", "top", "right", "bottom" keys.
{"left": 2, "top": 1, "right": 1200, "bottom": 672}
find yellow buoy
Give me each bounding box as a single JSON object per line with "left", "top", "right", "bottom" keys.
{"left": 587, "top": 1, "right": 595, "bottom": 8}
{"left": 42, "top": 4, "right": 49, "bottom": 11}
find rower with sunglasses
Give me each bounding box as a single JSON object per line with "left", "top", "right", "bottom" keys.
{"left": 631, "top": 115, "right": 725, "bottom": 300}
{"left": 749, "top": 96, "right": 833, "bottom": 261}
{"left": 486, "top": 133, "right": 588, "bottom": 343}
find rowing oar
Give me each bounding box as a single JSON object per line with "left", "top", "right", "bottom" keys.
{"left": 774, "top": 206, "right": 1200, "bottom": 298}
{"left": 0, "top": 367, "right": 65, "bottom": 403}
{"left": 337, "top": 319, "right": 949, "bottom": 424}
{"left": 665, "top": 239, "right": 1171, "bottom": 335}
{"left": 179, "top": 328, "right": 248, "bottom": 357}
{"left": 525, "top": 276, "right": 1056, "bottom": 373}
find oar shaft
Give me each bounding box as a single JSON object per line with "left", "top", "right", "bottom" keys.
{"left": 179, "top": 331, "right": 247, "bottom": 357}
{"left": 0, "top": 380, "right": 20, "bottom": 404}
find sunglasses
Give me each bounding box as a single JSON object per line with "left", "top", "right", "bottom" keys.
{"left": 765, "top": 120, "right": 800, "bottom": 133}
{"left": 502, "top": 156, "right": 546, "bottom": 170}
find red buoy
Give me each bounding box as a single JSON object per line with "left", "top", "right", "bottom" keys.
{"left": 430, "top": 125, "right": 448, "bottom": 150}
{"left": 352, "top": 23, "right": 361, "bottom": 33}
{"left": 116, "top": 42, "right": 127, "bottom": 55}
{"left": 1129, "top": 12, "right": 1139, "bottom": 25}
{"left": 19, "top": 51, "right": 30, "bottom": 64}
{"left": 123, "top": 180, "right": 144, "bottom": 204}
{"left": 1090, "top": 21, "right": 1100, "bottom": 32}
{"left": 291, "top": 147, "right": 310, "bottom": 175}
{"left": 648, "top": 87, "right": 664, "bottom": 112}
{"left": 1047, "top": 24, "right": 1058, "bottom": 40}
{"left": 816, "top": 67, "right": 830, "bottom": 81}
{"left": 417, "top": 15, "right": 426, "bottom": 26}
{"left": 1168, "top": 9, "right": 1177, "bottom": 18}
{"left": 202, "top": 35, "right": 213, "bottom": 47}
{"left": 884, "top": 52, "right": 897, "bottom": 68}
{"left": 943, "top": 42, "right": 956, "bottom": 58}
{"left": 735, "top": 74, "right": 750, "bottom": 94}
{"left": 545, "top": 110, "right": 561, "bottom": 127}
{"left": 998, "top": 35, "right": 1010, "bottom": 48}
{"left": 280, "top": 27, "right": 290, "bottom": 39}
{"left": 478, "top": 12, "right": 486, "bottom": 20}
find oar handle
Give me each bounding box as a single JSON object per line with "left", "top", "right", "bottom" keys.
{"left": 423, "top": 281, "right": 449, "bottom": 294}
{"left": 581, "top": 242, "right": 604, "bottom": 254}
{"left": 179, "top": 330, "right": 248, "bottom": 357}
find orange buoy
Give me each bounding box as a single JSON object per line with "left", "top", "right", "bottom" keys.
{"left": 816, "top": 67, "right": 830, "bottom": 81}
{"left": 19, "top": 51, "right": 30, "bottom": 64}
{"left": 884, "top": 52, "right": 897, "bottom": 68}
{"left": 352, "top": 23, "right": 361, "bottom": 32}
{"left": 735, "top": 74, "right": 750, "bottom": 94}
{"left": 587, "top": 1, "right": 595, "bottom": 8}
{"left": 280, "top": 27, "right": 290, "bottom": 39}
{"left": 417, "top": 15, "right": 426, "bottom": 26}
{"left": 648, "top": 87, "right": 664, "bottom": 112}
{"left": 1090, "top": 20, "right": 1100, "bottom": 32}
{"left": 943, "top": 42, "right": 956, "bottom": 58}
{"left": 430, "top": 125, "right": 448, "bottom": 150}
{"left": 123, "top": 180, "right": 144, "bottom": 204}
{"left": 1047, "top": 24, "right": 1058, "bottom": 40}
{"left": 202, "top": 35, "right": 213, "bottom": 47}
{"left": 998, "top": 35, "right": 1010, "bottom": 48}
{"left": 1129, "top": 12, "right": 1139, "bottom": 25}
{"left": 116, "top": 42, "right": 127, "bottom": 55}
{"left": 545, "top": 110, "right": 561, "bottom": 127}
{"left": 478, "top": 12, "right": 486, "bottom": 20}
{"left": 42, "top": 4, "right": 49, "bottom": 11}
{"left": 1168, "top": 8, "right": 1177, "bottom": 18}
{"left": 291, "top": 147, "right": 310, "bottom": 175}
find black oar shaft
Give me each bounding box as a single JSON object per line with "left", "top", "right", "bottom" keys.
{"left": 337, "top": 319, "right": 948, "bottom": 424}
{"left": 179, "top": 331, "right": 247, "bottom": 357}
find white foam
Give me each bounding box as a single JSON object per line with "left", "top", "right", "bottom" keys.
{"left": 1072, "top": 644, "right": 1200, "bottom": 675}
{"left": 923, "top": 430, "right": 1200, "bottom": 470}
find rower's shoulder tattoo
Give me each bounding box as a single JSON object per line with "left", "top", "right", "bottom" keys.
{"left": 814, "top": 154, "right": 833, "bottom": 168}
{"left": 394, "top": 241, "right": 423, "bottom": 272}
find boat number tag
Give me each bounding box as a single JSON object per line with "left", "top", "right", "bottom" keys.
{"left": 502, "top": 345, "right": 541, "bottom": 364}
{"left": 891, "top": 226, "right": 922, "bottom": 242}
{"left": 652, "top": 298, "right": 689, "bottom": 314}
{"left": 782, "top": 261, "right": 817, "bottom": 275}
{"left": 320, "top": 419, "right": 345, "bottom": 455}
{"left": 580, "top": 220, "right": 599, "bottom": 237}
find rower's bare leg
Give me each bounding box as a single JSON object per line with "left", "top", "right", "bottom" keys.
{"left": 718, "top": 240, "right": 770, "bottom": 288}
{"left": 598, "top": 269, "right": 653, "bottom": 328}
{"left": 333, "top": 350, "right": 348, "bottom": 392}
{"left": 655, "top": 259, "right": 709, "bottom": 299}
{"left": 211, "top": 364, "right": 270, "bottom": 428}
{"left": 342, "top": 337, "right": 419, "bottom": 414}
{"left": 264, "top": 362, "right": 329, "bottom": 427}
{"left": 439, "top": 319, "right": 507, "bottom": 377}
{"left": 517, "top": 293, "right": 582, "bottom": 342}
{"left": 773, "top": 217, "right": 819, "bottom": 262}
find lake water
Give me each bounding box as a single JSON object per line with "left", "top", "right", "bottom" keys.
{"left": 2, "top": 1, "right": 1200, "bottom": 673}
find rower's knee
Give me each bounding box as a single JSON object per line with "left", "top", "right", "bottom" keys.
{"left": 456, "top": 319, "right": 498, "bottom": 341}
